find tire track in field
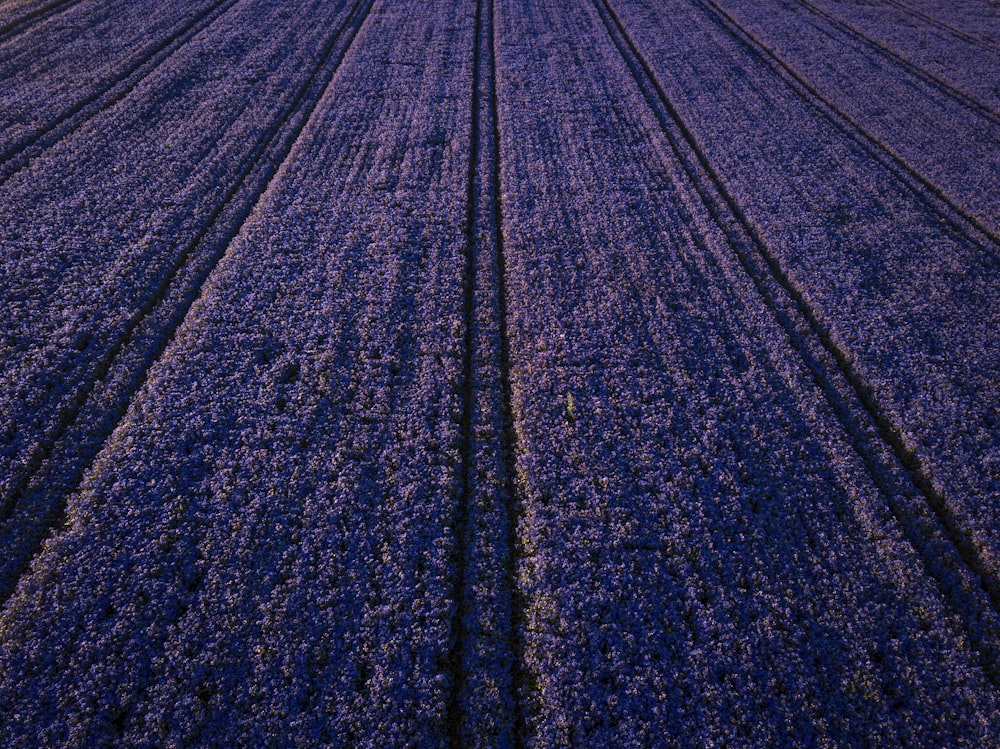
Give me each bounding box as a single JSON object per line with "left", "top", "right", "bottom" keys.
{"left": 0, "top": 0, "right": 238, "bottom": 185}
{"left": 448, "top": 0, "right": 525, "bottom": 741}
{"left": 0, "top": 0, "right": 377, "bottom": 607}
{"left": 0, "top": 0, "right": 81, "bottom": 45}
{"left": 694, "top": 0, "right": 1000, "bottom": 253}
{"left": 592, "top": 0, "right": 1000, "bottom": 686}
{"left": 490, "top": 0, "right": 528, "bottom": 730}
{"left": 889, "top": 0, "right": 1000, "bottom": 54}
{"left": 789, "top": 0, "right": 1000, "bottom": 124}
{"left": 447, "top": 0, "right": 484, "bottom": 738}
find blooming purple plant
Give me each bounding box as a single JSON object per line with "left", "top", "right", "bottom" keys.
{"left": 0, "top": 0, "right": 996, "bottom": 745}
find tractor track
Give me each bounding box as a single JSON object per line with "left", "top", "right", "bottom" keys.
{"left": 0, "top": 0, "right": 377, "bottom": 607}
{"left": 594, "top": 0, "right": 1000, "bottom": 686}
{"left": 0, "top": 0, "right": 239, "bottom": 185}
{"left": 789, "top": 0, "right": 1000, "bottom": 124}
{"left": 448, "top": 0, "right": 525, "bottom": 741}
{"left": 0, "top": 0, "right": 82, "bottom": 46}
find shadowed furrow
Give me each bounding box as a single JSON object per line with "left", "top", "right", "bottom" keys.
{"left": 0, "top": 0, "right": 370, "bottom": 603}
{"left": 0, "top": 0, "right": 239, "bottom": 182}
{"left": 0, "top": 0, "right": 493, "bottom": 744}
{"left": 0, "top": 0, "right": 81, "bottom": 44}
{"left": 449, "top": 0, "right": 525, "bottom": 743}
{"left": 492, "top": 0, "right": 1000, "bottom": 742}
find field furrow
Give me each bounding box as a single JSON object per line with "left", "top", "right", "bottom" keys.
{"left": 605, "top": 0, "right": 1000, "bottom": 598}
{"left": 0, "top": 0, "right": 79, "bottom": 42}
{"left": 0, "top": 0, "right": 489, "bottom": 743}
{"left": 701, "top": 0, "right": 1000, "bottom": 236}
{"left": 450, "top": 0, "right": 523, "bottom": 742}
{"left": 0, "top": 0, "right": 238, "bottom": 180}
{"left": 895, "top": 0, "right": 1000, "bottom": 49}
{"left": 492, "top": 0, "right": 1000, "bottom": 743}
{"left": 800, "top": 0, "right": 1000, "bottom": 112}
{"left": 0, "top": 0, "right": 368, "bottom": 600}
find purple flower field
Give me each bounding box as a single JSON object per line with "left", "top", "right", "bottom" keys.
{"left": 0, "top": 0, "right": 997, "bottom": 745}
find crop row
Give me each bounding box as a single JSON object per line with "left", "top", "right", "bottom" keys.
{"left": 0, "top": 0, "right": 368, "bottom": 598}
{"left": 0, "top": 0, "right": 488, "bottom": 744}
{"left": 492, "top": 0, "right": 1000, "bottom": 744}
{"left": 606, "top": 0, "right": 1000, "bottom": 603}
{"left": 705, "top": 0, "right": 1000, "bottom": 236}
{"left": 797, "top": 0, "right": 1000, "bottom": 114}
{"left": 0, "top": 0, "right": 232, "bottom": 172}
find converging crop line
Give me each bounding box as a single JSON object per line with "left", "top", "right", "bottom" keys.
{"left": 0, "top": 0, "right": 377, "bottom": 609}
{"left": 0, "top": 0, "right": 239, "bottom": 186}
{"left": 489, "top": 0, "right": 528, "bottom": 737}
{"left": 446, "top": 0, "right": 483, "bottom": 742}
{"left": 887, "top": 0, "right": 1000, "bottom": 55}
{"left": 0, "top": 0, "right": 367, "bottom": 526}
{"left": 0, "top": 0, "right": 82, "bottom": 45}
{"left": 788, "top": 0, "right": 1000, "bottom": 124}
{"left": 593, "top": 0, "right": 1000, "bottom": 685}
{"left": 447, "top": 0, "right": 526, "bottom": 740}
{"left": 694, "top": 0, "right": 1000, "bottom": 254}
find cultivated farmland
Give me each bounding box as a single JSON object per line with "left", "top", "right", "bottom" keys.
{"left": 0, "top": 0, "right": 997, "bottom": 746}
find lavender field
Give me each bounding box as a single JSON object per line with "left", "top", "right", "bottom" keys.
{"left": 0, "top": 0, "right": 998, "bottom": 745}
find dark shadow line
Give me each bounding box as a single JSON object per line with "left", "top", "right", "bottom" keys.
{"left": 0, "top": 0, "right": 82, "bottom": 45}
{"left": 695, "top": 0, "right": 1000, "bottom": 257}
{"left": 0, "top": 0, "right": 239, "bottom": 185}
{"left": 592, "top": 0, "right": 1000, "bottom": 686}
{"left": 446, "top": 0, "right": 483, "bottom": 742}
{"left": 488, "top": 0, "right": 528, "bottom": 739}
{"left": 0, "top": 0, "right": 377, "bottom": 609}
